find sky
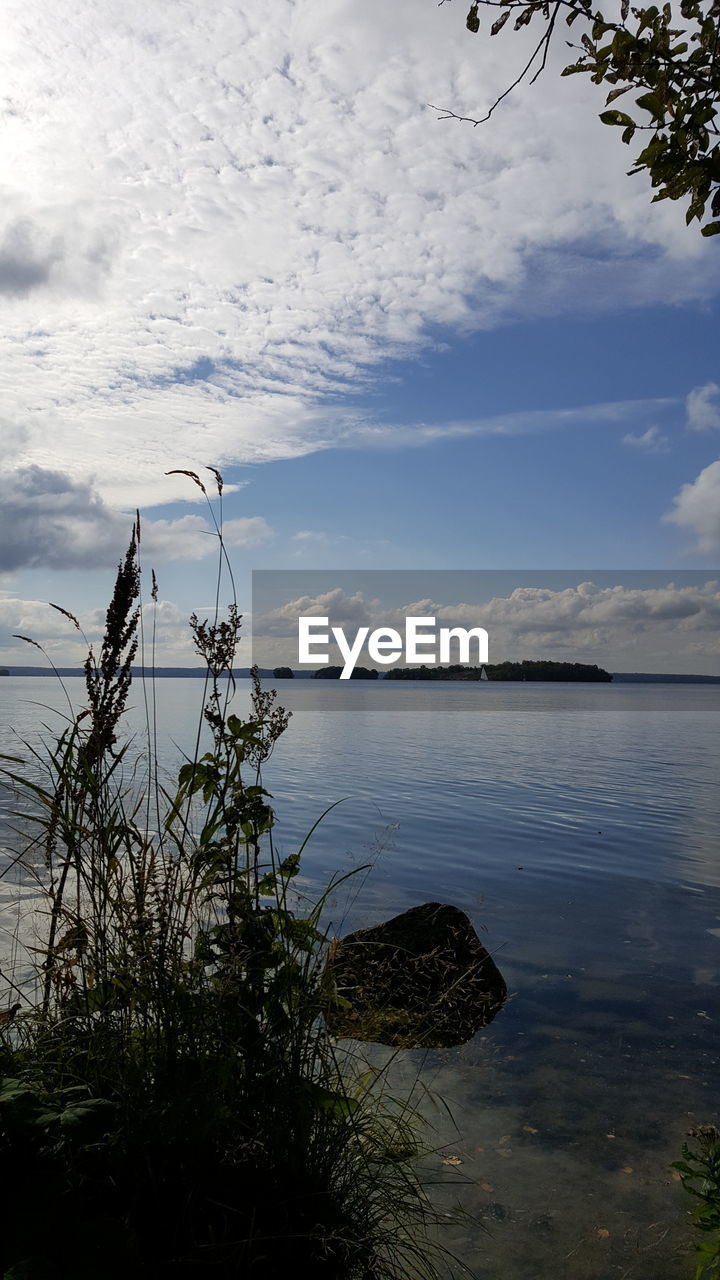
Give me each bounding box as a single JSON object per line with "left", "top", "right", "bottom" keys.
{"left": 251, "top": 571, "right": 720, "bottom": 675}
{"left": 1, "top": 0, "right": 719, "bottom": 672}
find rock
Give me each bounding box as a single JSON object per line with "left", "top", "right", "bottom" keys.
{"left": 324, "top": 901, "right": 506, "bottom": 1049}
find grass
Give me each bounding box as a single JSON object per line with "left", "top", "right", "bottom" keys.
{"left": 0, "top": 475, "right": 468, "bottom": 1280}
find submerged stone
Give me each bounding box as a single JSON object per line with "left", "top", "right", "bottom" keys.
{"left": 324, "top": 901, "right": 506, "bottom": 1049}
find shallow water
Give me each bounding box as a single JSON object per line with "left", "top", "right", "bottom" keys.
{"left": 1, "top": 676, "right": 718, "bottom": 1277}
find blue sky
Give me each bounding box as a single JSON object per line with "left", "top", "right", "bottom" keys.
{"left": 1, "top": 0, "right": 719, "bottom": 669}
{"left": 239, "top": 300, "right": 720, "bottom": 567}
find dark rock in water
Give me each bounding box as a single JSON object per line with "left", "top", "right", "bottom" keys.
{"left": 324, "top": 901, "right": 506, "bottom": 1049}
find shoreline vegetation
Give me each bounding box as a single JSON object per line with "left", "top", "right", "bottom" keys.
{"left": 313, "top": 661, "right": 611, "bottom": 681}
{"left": 5, "top": 665, "right": 720, "bottom": 682}
{"left": 385, "top": 661, "right": 612, "bottom": 681}
{"left": 0, "top": 488, "right": 470, "bottom": 1280}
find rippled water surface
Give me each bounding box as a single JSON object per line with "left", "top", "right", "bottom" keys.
{"left": 1, "top": 677, "right": 718, "bottom": 1278}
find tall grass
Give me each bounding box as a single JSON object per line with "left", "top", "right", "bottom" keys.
{"left": 0, "top": 476, "right": 466, "bottom": 1280}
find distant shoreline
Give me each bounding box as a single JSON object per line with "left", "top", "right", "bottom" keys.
{"left": 2, "top": 667, "right": 720, "bottom": 684}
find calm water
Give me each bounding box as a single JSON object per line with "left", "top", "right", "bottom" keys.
{"left": 1, "top": 676, "right": 718, "bottom": 1278}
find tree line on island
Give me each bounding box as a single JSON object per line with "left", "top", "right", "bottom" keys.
{"left": 271, "top": 661, "right": 613, "bottom": 682}
{"left": 385, "top": 661, "right": 613, "bottom": 682}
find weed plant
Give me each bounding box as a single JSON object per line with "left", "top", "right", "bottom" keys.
{"left": 674, "top": 1126, "right": 720, "bottom": 1280}
{"left": 0, "top": 473, "right": 463, "bottom": 1280}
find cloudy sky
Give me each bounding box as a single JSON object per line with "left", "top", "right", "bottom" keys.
{"left": 251, "top": 571, "right": 720, "bottom": 674}
{"left": 1, "top": 0, "right": 719, "bottom": 670}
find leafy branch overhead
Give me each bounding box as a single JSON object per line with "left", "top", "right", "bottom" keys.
{"left": 437, "top": 0, "right": 720, "bottom": 235}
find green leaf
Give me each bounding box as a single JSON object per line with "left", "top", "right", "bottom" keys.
{"left": 0, "top": 1078, "right": 61, "bottom": 1131}
{"left": 692, "top": 104, "right": 718, "bottom": 126}
{"left": 227, "top": 713, "right": 261, "bottom": 739}
{"left": 0, "top": 1078, "right": 36, "bottom": 1105}
{"left": 635, "top": 91, "right": 665, "bottom": 117}
{"left": 331, "top": 993, "right": 354, "bottom": 1010}
{"left": 466, "top": 2, "right": 480, "bottom": 33}
{"left": 59, "top": 1097, "right": 115, "bottom": 1133}
{"left": 701, "top": 220, "right": 720, "bottom": 236}
{"left": 599, "top": 109, "right": 636, "bottom": 127}
{"left": 278, "top": 852, "right": 301, "bottom": 879}
{"left": 303, "top": 1081, "right": 360, "bottom": 1118}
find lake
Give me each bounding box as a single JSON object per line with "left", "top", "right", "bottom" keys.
{"left": 1, "top": 676, "right": 718, "bottom": 1278}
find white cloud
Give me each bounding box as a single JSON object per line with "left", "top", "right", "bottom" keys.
{"left": 259, "top": 589, "right": 374, "bottom": 636}
{"left": 665, "top": 461, "right": 720, "bottom": 552}
{"left": 686, "top": 383, "right": 720, "bottom": 432}
{"left": 0, "top": 467, "right": 271, "bottom": 570}
{"left": 621, "top": 425, "right": 669, "bottom": 453}
{"left": 478, "top": 582, "right": 720, "bottom": 630}
{"left": 0, "top": 217, "right": 63, "bottom": 296}
{"left": 0, "top": 591, "right": 252, "bottom": 667}
{"left": 0, "top": 208, "right": 113, "bottom": 299}
{"left": 1, "top": 0, "right": 716, "bottom": 508}
{"left": 6, "top": 579, "right": 719, "bottom": 669}
{"left": 0, "top": 591, "right": 104, "bottom": 666}
{"left": 222, "top": 518, "right": 273, "bottom": 549}
{"left": 257, "top": 580, "right": 720, "bottom": 637}
{"left": 142, "top": 514, "right": 271, "bottom": 561}
{"left": 1, "top": 416, "right": 28, "bottom": 459}
{"left": 0, "top": 466, "right": 129, "bottom": 570}
{"left": 345, "top": 398, "right": 676, "bottom": 449}
{"left": 0, "top": 593, "right": 64, "bottom": 637}
{"left": 254, "top": 581, "right": 720, "bottom": 671}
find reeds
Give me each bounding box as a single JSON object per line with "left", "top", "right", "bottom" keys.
{"left": 0, "top": 472, "right": 466, "bottom": 1280}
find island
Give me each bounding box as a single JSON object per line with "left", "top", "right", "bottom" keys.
{"left": 313, "top": 666, "right": 379, "bottom": 680}
{"left": 384, "top": 660, "right": 613, "bottom": 682}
